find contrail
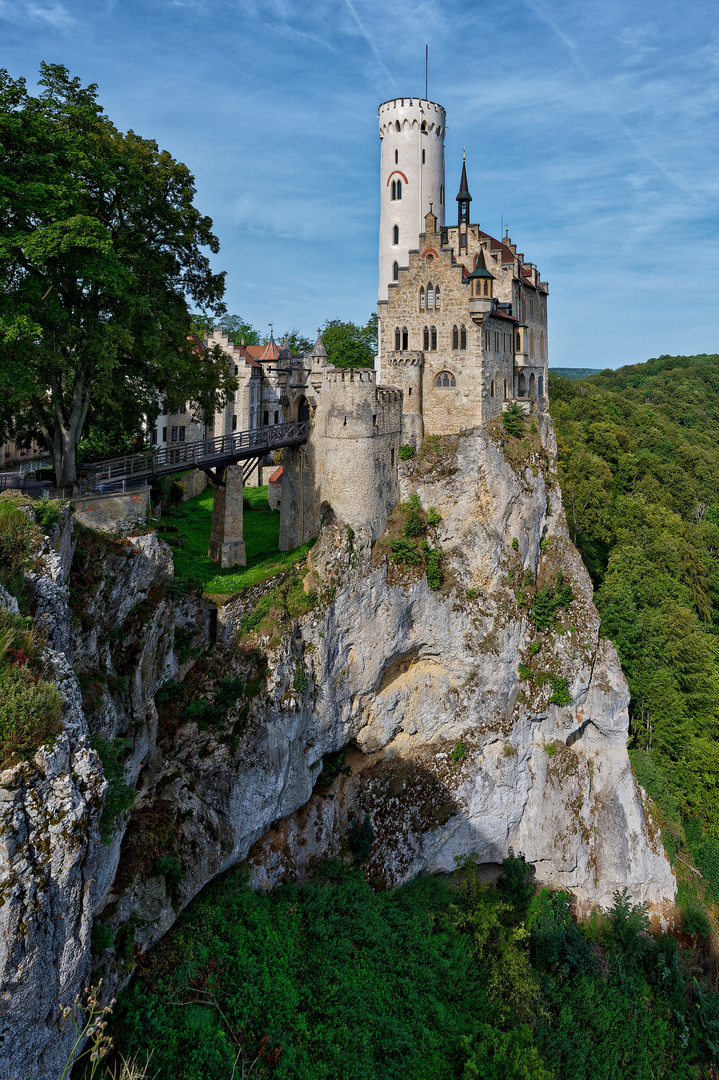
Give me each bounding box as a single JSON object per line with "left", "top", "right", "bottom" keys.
{"left": 519, "top": 0, "right": 697, "bottom": 199}
{"left": 343, "top": 0, "right": 394, "bottom": 85}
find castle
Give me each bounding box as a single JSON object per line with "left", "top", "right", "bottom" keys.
{"left": 184, "top": 97, "right": 550, "bottom": 563}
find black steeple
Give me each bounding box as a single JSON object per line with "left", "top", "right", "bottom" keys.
{"left": 456, "top": 153, "right": 471, "bottom": 251}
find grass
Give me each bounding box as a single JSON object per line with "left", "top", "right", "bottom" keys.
{"left": 157, "top": 485, "right": 314, "bottom": 599}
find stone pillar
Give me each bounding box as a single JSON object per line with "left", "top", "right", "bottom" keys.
{"left": 208, "top": 465, "right": 246, "bottom": 567}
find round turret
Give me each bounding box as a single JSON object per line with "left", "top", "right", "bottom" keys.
{"left": 378, "top": 97, "right": 446, "bottom": 302}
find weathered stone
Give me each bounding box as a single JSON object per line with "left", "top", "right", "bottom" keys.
{"left": 208, "top": 464, "right": 246, "bottom": 567}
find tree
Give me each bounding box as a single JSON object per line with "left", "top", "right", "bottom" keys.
{"left": 0, "top": 65, "right": 231, "bottom": 484}
{"left": 322, "top": 314, "right": 378, "bottom": 369}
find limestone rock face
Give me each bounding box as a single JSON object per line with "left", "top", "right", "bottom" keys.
{"left": 1, "top": 419, "right": 674, "bottom": 1074}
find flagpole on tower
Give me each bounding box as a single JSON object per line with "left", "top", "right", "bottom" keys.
{"left": 425, "top": 44, "right": 428, "bottom": 99}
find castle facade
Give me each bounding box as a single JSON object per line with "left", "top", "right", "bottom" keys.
{"left": 377, "top": 97, "right": 549, "bottom": 441}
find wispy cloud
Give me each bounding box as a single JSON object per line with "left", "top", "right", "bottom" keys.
{"left": 0, "top": 0, "right": 78, "bottom": 30}
{"left": 343, "top": 0, "right": 394, "bottom": 85}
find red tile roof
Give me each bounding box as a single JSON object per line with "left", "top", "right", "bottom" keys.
{"left": 252, "top": 338, "right": 280, "bottom": 362}
{"left": 268, "top": 466, "right": 283, "bottom": 484}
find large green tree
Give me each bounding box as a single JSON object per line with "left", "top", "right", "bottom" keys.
{"left": 0, "top": 64, "right": 231, "bottom": 484}
{"left": 322, "top": 313, "right": 378, "bottom": 369}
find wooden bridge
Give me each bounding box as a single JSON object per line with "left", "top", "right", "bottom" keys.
{"left": 79, "top": 420, "right": 310, "bottom": 493}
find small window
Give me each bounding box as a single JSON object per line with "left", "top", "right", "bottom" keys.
{"left": 396, "top": 120, "right": 401, "bottom": 132}
{"left": 402, "top": 327, "right": 408, "bottom": 350}
{"left": 419, "top": 286, "right": 425, "bottom": 311}
{"left": 263, "top": 410, "right": 269, "bottom": 425}
{"left": 395, "top": 327, "right": 401, "bottom": 350}
{"left": 431, "top": 325, "right": 437, "bottom": 351}
{"left": 422, "top": 148, "right": 426, "bottom": 164}
{"left": 162, "top": 426, "right": 167, "bottom": 442}
{"left": 452, "top": 325, "right": 459, "bottom": 350}
{"left": 483, "top": 280, "right": 489, "bottom": 296}
{"left": 516, "top": 331, "right": 521, "bottom": 351}
{"left": 434, "top": 285, "right": 440, "bottom": 310}
{"left": 440, "top": 185, "right": 444, "bottom": 205}
{"left": 394, "top": 148, "right": 398, "bottom": 164}
{"left": 504, "top": 379, "right": 507, "bottom": 399}
{"left": 460, "top": 325, "right": 467, "bottom": 350}
{"left": 538, "top": 374, "right": 544, "bottom": 397}
{"left": 491, "top": 379, "right": 495, "bottom": 398}
{"left": 391, "top": 448, "right": 395, "bottom": 467}
{"left": 485, "top": 331, "right": 490, "bottom": 351}
{"left": 274, "top": 410, "right": 279, "bottom": 424}
{"left": 421, "top": 120, "right": 427, "bottom": 131}
{"left": 150, "top": 429, "right": 157, "bottom": 444}
{"left": 435, "top": 371, "right": 456, "bottom": 389}
{"left": 408, "top": 387, "right": 412, "bottom": 396}
{"left": 396, "top": 179, "right": 402, "bottom": 199}
{"left": 423, "top": 326, "right": 429, "bottom": 350}
{"left": 391, "top": 180, "right": 396, "bottom": 200}
{"left": 179, "top": 426, "right": 186, "bottom": 442}
{"left": 393, "top": 224, "right": 399, "bottom": 244}
{"left": 393, "top": 261, "right": 399, "bottom": 281}
{"left": 232, "top": 414, "right": 237, "bottom": 431}
{"left": 427, "top": 282, "right": 434, "bottom": 308}
{"left": 234, "top": 365, "right": 238, "bottom": 375}
{"left": 171, "top": 426, "right": 178, "bottom": 442}
{"left": 373, "top": 414, "right": 377, "bottom": 426}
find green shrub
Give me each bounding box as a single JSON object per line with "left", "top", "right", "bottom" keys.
{"left": 530, "top": 573, "right": 574, "bottom": 631}
{"left": 450, "top": 741, "right": 467, "bottom": 762}
{"left": 549, "top": 676, "right": 572, "bottom": 706}
{"left": 499, "top": 848, "right": 535, "bottom": 906}
{"left": 681, "top": 900, "right": 711, "bottom": 939}
{"left": 503, "top": 402, "right": 525, "bottom": 438}
{"left": 512, "top": 537, "right": 519, "bottom": 551}
{"left": 389, "top": 537, "right": 422, "bottom": 566}
{"left": 91, "top": 735, "right": 136, "bottom": 842}
{"left": 398, "top": 444, "right": 416, "bottom": 460}
{"left": 402, "top": 494, "right": 426, "bottom": 538}
{"left": 465, "top": 588, "right": 479, "bottom": 600}
{"left": 91, "top": 922, "right": 115, "bottom": 955}
{"left": 33, "top": 500, "right": 60, "bottom": 533}
{"left": 0, "top": 663, "right": 63, "bottom": 768}
{"left": 696, "top": 838, "right": 719, "bottom": 901}
{"left": 529, "top": 641, "right": 541, "bottom": 657}
{"left": 518, "top": 662, "right": 532, "bottom": 680}
{"left": 348, "top": 813, "right": 374, "bottom": 862}
{"left": 425, "top": 546, "right": 443, "bottom": 589}
{"left": 294, "top": 665, "right": 309, "bottom": 693}
{"left": 155, "top": 854, "right": 184, "bottom": 894}
{"left": 427, "top": 507, "right": 442, "bottom": 526}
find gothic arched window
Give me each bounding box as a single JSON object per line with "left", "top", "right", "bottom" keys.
{"left": 395, "top": 120, "right": 401, "bottom": 132}
{"left": 434, "top": 285, "right": 440, "bottom": 310}
{"left": 538, "top": 374, "right": 544, "bottom": 397}
{"left": 427, "top": 282, "right": 434, "bottom": 308}
{"left": 391, "top": 180, "right": 396, "bottom": 200}
{"left": 402, "top": 326, "right": 408, "bottom": 350}
{"left": 419, "top": 286, "right": 425, "bottom": 311}
{"left": 395, "top": 327, "right": 401, "bottom": 351}
{"left": 435, "top": 371, "right": 456, "bottom": 389}
{"left": 393, "top": 224, "right": 399, "bottom": 244}
{"left": 393, "top": 261, "right": 399, "bottom": 281}
{"left": 396, "top": 179, "right": 402, "bottom": 200}
{"left": 460, "top": 324, "right": 467, "bottom": 350}
{"left": 430, "top": 326, "right": 437, "bottom": 351}
{"left": 423, "top": 326, "right": 429, "bottom": 350}
{"left": 452, "top": 325, "right": 459, "bottom": 350}
{"left": 516, "top": 331, "right": 521, "bottom": 352}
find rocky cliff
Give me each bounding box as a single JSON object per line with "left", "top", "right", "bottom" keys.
{"left": 0, "top": 416, "right": 675, "bottom": 1078}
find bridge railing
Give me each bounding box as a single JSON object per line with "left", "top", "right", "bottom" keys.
{"left": 80, "top": 421, "right": 309, "bottom": 491}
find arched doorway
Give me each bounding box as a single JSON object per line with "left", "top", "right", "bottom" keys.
{"left": 298, "top": 396, "right": 310, "bottom": 423}
{"left": 518, "top": 372, "right": 526, "bottom": 397}
{"left": 529, "top": 372, "right": 536, "bottom": 399}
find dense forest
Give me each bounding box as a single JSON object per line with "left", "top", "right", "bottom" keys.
{"left": 550, "top": 354, "right": 719, "bottom": 892}
{"left": 89, "top": 354, "right": 719, "bottom": 1079}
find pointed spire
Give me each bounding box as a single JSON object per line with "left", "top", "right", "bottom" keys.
{"left": 456, "top": 156, "right": 472, "bottom": 203}
{"left": 311, "top": 329, "right": 327, "bottom": 359}
{"left": 468, "top": 247, "right": 494, "bottom": 279}
{"left": 257, "top": 328, "right": 279, "bottom": 362}
{"left": 278, "top": 333, "right": 292, "bottom": 360}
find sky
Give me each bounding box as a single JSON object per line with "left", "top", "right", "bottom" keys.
{"left": 2, "top": 0, "right": 718, "bottom": 369}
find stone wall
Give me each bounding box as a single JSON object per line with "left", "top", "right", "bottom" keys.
{"left": 280, "top": 369, "right": 402, "bottom": 550}
{"left": 72, "top": 487, "right": 149, "bottom": 533}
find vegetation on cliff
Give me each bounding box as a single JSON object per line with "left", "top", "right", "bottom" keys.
{"left": 99, "top": 856, "right": 719, "bottom": 1079}
{"left": 550, "top": 354, "right": 719, "bottom": 902}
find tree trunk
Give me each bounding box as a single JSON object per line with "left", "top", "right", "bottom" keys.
{"left": 50, "top": 361, "right": 89, "bottom": 488}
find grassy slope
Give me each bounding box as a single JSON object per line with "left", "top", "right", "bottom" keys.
{"left": 159, "top": 485, "right": 313, "bottom": 598}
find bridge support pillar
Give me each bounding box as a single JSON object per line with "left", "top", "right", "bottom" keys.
{"left": 208, "top": 465, "right": 246, "bottom": 568}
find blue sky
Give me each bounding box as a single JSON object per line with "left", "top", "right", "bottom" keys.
{"left": 2, "top": 0, "right": 718, "bottom": 368}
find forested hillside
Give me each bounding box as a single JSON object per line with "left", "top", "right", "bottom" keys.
{"left": 550, "top": 354, "right": 719, "bottom": 897}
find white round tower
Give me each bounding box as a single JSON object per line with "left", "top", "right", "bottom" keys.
{"left": 378, "top": 97, "right": 446, "bottom": 302}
